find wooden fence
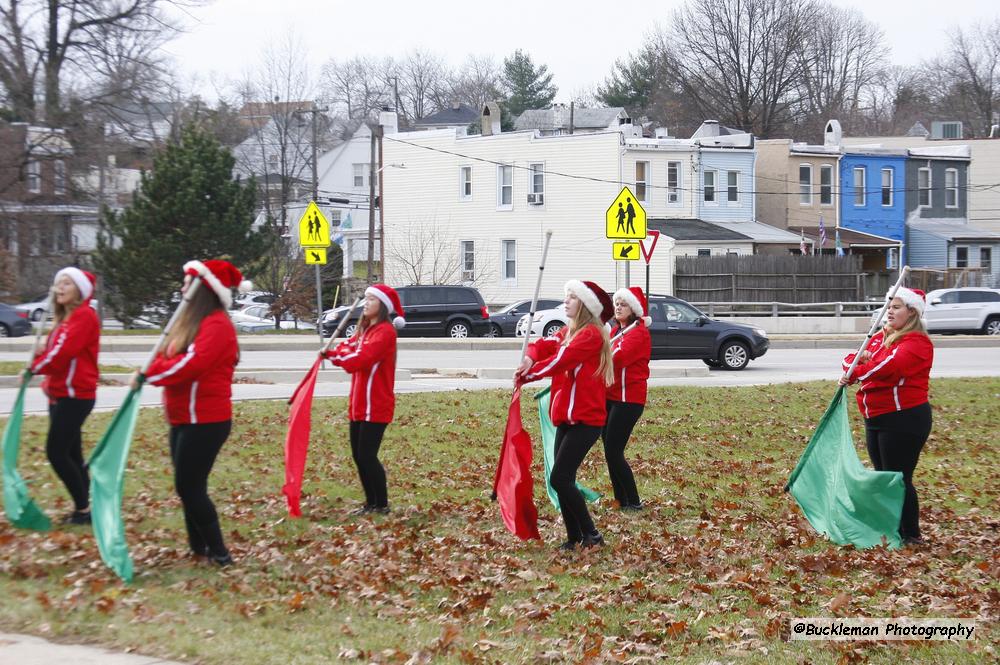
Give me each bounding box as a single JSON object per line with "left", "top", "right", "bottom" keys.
{"left": 674, "top": 255, "right": 868, "bottom": 303}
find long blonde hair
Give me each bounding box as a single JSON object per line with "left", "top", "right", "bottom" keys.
{"left": 163, "top": 285, "right": 226, "bottom": 357}
{"left": 883, "top": 305, "right": 928, "bottom": 348}
{"left": 565, "top": 304, "right": 614, "bottom": 386}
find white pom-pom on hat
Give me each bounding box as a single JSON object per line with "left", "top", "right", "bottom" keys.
{"left": 393, "top": 315, "right": 406, "bottom": 330}
{"left": 239, "top": 279, "right": 253, "bottom": 294}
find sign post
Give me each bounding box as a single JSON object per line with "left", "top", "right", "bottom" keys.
{"left": 298, "top": 201, "right": 332, "bottom": 344}
{"left": 606, "top": 186, "right": 647, "bottom": 287}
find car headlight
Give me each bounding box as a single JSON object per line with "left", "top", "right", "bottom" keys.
{"left": 533, "top": 313, "right": 544, "bottom": 322}
{"left": 755, "top": 328, "right": 768, "bottom": 338}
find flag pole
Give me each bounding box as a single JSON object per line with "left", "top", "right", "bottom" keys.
{"left": 321, "top": 297, "right": 362, "bottom": 354}
{"left": 136, "top": 278, "right": 203, "bottom": 379}
{"left": 841, "top": 265, "right": 911, "bottom": 383}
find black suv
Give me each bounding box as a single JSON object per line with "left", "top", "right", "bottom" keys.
{"left": 322, "top": 285, "right": 490, "bottom": 338}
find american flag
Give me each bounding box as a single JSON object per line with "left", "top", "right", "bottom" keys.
{"left": 818, "top": 217, "right": 827, "bottom": 251}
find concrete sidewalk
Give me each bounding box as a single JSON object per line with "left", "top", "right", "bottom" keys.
{"left": 0, "top": 632, "right": 185, "bottom": 664}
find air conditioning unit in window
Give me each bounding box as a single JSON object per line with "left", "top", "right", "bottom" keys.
{"left": 527, "top": 193, "right": 544, "bottom": 205}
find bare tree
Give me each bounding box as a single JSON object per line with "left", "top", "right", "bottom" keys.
{"left": 386, "top": 217, "right": 495, "bottom": 286}
{"left": 318, "top": 54, "right": 395, "bottom": 122}
{"left": 449, "top": 54, "right": 502, "bottom": 113}
{"left": 930, "top": 21, "right": 1000, "bottom": 137}
{"left": 661, "top": 0, "right": 815, "bottom": 138}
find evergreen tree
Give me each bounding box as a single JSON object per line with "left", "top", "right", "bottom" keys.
{"left": 501, "top": 50, "right": 558, "bottom": 117}
{"left": 96, "top": 126, "right": 263, "bottom": 324}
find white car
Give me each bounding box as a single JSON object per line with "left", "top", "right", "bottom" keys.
{"left": 230, "top": 304, "right": 316, "bottom": 331}
{"left": 231, "top": 291, "right": 276, "bottom": 310}
{"left": 871, "top": 287, "right": 1000, "bottom": 335}
{"left": 515, "top": 304, "right": 567, "bottom": 338}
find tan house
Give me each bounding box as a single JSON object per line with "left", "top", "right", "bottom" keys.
{"left": 756, "top": 138, "right": 840, "bottom": 238}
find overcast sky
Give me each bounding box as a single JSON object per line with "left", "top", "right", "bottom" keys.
{"left": 165, "top": 0, "right": 998, "bottom": 104}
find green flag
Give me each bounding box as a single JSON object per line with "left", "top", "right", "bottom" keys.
{"left": 2, "top": 379, "right": 51, "bottom": 531}
{"left": 88, "top": 386, "right": 142, "bottom": 583}
{"left": 534, "top": 386, "right": 600, "bottom": 510}
{"left": 787, "top": 387, "right": 904, "bottom": 549}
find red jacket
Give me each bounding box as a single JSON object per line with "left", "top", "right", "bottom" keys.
{"left": 843, "top": 330, "right": 934, "bottom": 419}
{"left": 523, "top": 324, "right": 608, "bottom": 427}
{"left": 30, "top": 304, "right": 100, "bottom": 401}
{"left": 146, "top": 310, "right": 238, "bottom": 426}
{"left": 607, "top": 322, "right": 651, "bottom": 405}
{"left": 327, "top": 321, "right": 397, "bottom": 423}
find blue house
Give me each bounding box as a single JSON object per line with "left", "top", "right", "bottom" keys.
{"left": 839, "top": 148, "right": 907, "bottom": 265}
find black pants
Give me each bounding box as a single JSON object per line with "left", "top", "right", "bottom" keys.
{"left": 169, "top": 421, "right": 231, "bottom": 557}
{"left": 865, "top": 402, "right": 932, "bottom": 540}
{"left": 602, "top": 400, "right": 644, "bottom": 507}
{"left": 349, "top": 421, "right": 389, "bottom": 508}
{"left": 551, "top": 423, "right": 602, "bottom": 542}
{"left": 47, "top": 398, "right": 95, "bottom": 511}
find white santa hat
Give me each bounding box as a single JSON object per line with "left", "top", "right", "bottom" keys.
{"left": 564, "top": 280, "right": 615, "bottom": 323}
{"left": 183, "top": 260, "right": 252, "bottom": 309}
{"left": 54, "top": 267, "right": 97, "bottom": 302}
{"left": 365, "top": 283, "right": 406, "bottom": 329}
{"left": 888, "top": 286, "right": 926, "bottom": 316}
{"left": 613, "top": 286, "right": 652, "bottom": 327}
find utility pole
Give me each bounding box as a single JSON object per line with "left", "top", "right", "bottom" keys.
{"left": 294, "top": 102, "right": 330, "bottom": 344}
{"left": 377, "top": 124, "right": 385, "bottom": 282}
{"left": 366, "top": 126, "right": 377, "bottom": 283}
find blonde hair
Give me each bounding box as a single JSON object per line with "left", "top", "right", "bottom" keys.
{"left": 565, "top": 304, "right": 614, "bottom": 386}
{"left": 51, "top": 288, "right": 82, "bottom": 328}
{"left": 883, "top": 305, "right": 928, "bottom": 348}
{"left": 163, "top": 286, "right": 227, "bottom": 357}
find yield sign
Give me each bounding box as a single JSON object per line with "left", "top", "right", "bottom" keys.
{"left": 639, "top": 230, "right": 660, "bottom": 264}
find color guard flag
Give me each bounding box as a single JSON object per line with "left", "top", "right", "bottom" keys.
{"left": 818, "top": 217, "right": 827, "bottom": 251}
{"left": 493, "top": 387, "right": 540, "bottom": 540}
{"left": 835, "top": 228, "right": 845, "bottom": 257}
{"left": 786, "top": 387, "right": 904, "bottom": 549}
{"left": 534, "top": 386, "right": 600, "bottom": 510}
{"left": 1, "top": 379, "right": 51, "bottom": 531}
{"left": 283, "top": 357, "right": 322, "bottom": 517}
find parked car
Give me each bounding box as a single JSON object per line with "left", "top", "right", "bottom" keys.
{"left": 230, "top": 304, "right": 316, "bottom": 331}
{"left": 519, "top": 294, "right": 769, "bottom": 370}
{"left": 924, "top": 288, "right": 1000, "bottom": 335}
{"left": 484, "top": 298, "right": 562, "bottom": 337}
{"left": 322, "top": 285, "right": 490, "bottom": 338}
{"left": 14, "top": 295, "right": 99, "bottom": 321}
{"left": 0, "top": 303, "right": 33, "bottom": 337}
{"left": 232, "top": 291, "right": 276, "bottom": 310}
{"left": 516, "top": 303, "right": 569, "bottom": 338}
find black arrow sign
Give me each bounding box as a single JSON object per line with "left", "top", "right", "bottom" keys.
{"left": 619, "top": 245, "right": 635, "bottom": 258}
{"left": 310, "top": 251, "right": 321, "bottom": 261}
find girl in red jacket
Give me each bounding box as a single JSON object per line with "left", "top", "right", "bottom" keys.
{"left": 840, "top": 287, "right": 934, "bottom": 545}
{"left": 516, "top": 280, "right": 614, "bottom": 550}
{"left": 603, "top": 286, "right": 652, "bottom": 512}
{"left": 324, "top": 284, "right": 404, "bottom": 515}
{"left": 28, "top": 267, "right": 100, "bottom": 525}
{"left": 143, "top": 260, "right": 247, "bottom": 566}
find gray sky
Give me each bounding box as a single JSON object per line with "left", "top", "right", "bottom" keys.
{"left": 166, "top": 0, "right": 998, "bottom": 104}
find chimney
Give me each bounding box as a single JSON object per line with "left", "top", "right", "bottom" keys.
{"left": 699, "top": 120, "right": 720, "bottom": 137}
{"left": 481, "top": 102, "right": 501, "bottom": 136}
{"left": 824, "top": 119, "right": 842, "bottom": 147}
{"left": 654, "top": 127, "right": 670, "bottom": 139}
{"left": 379, "top": 106, "right": 398, "bottom": 135}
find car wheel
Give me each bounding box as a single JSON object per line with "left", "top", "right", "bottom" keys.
{"left": 703, "top": 358, "right": 722, "bottom": 368}
{"left": 448, "top": 320, "right": 470, "bottom": 338}
{"left": 984, "top": 316, "right": 1000, "bottom": 336}
{"left": 543, "top": 321, "right": 564, "bottom": 337}
{"left": 344, "top": 323, "right": 357, "bottom": 338}
{"left": 0, "top": 323, "right": 9, "bottom": 337}
{"left": 719, "top": 340, "right": 750, "bottom": 371}
{"left": 483, "top": 323, "right": 502, "bottom": 338}
{"left": 31, "top": 308, "right": 44, "bottom": 322}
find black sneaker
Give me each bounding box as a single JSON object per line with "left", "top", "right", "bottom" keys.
{"left": 209, "top": 552, "right": 234, "bottom": 567}
{"left": 62, "top": 510, "right": 91, "bottom": 525}
{"left": 370, "top": 506, "right": 390, "bottom": 515}
{"left": 557, "top": 540, "right": 579, "bottom": 551}
{"left": 580, "top": 533, "right": 605, "bottom": 549}
{"left": 348, "top": 505, "right": 373, "bottom": 516}
{"left": 620, "top": 503, "right": 644, "bottom": 512}
{"left": 902, "top": 535, "right": 926, "bottom": 547}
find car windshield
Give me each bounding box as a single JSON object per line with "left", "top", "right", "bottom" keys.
{"left": 499, "top": 301, "right": 528, "bottom": 314}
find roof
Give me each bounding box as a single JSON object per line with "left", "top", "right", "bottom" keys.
{"left": 514, "top": 106, "right": 627, "bottom": 131}
{"left": 707, "top": 220, "right": 807, "bottom": 244}
{"left": 907, "top": 220, "right": 1000, "bottom": 241}
{"left": 414, "top": 104, "right": 478, "bottom": 127}
{"left": 788, "top": 225, "right": 898, "bottom": 248}
{"left": 908, "top": 145, "right": 971, "bottom": 160}
{"left": 648, "top": 218, "right": 753, "bottom": 242}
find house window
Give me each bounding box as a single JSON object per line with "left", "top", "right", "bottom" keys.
{"left": 461, "top": 240, "right": 475, "bottom": 281}
{"left": 502, "top": 239, "right": 516, "bottom": 281}
{"left": 54, "top": 160, "right": 66, "bottom": 196}
{"left": 26, "top": 160, "right": 41, "bottom": 193}
{"left": 703, "top": 170, "right": 716, "bottom": 203}
{"left": 460, "top": 166, "right": 472, "bottom": 200}
{"left": 727, "top": 170, "right": 739, "bottom": 203}
{"left": 529, "top": 163, "right": 544, "bottom": 197}
{"left": 697, "top": 248, "right": 711, "bottom": 257}
{"left": 853, "top": 167, "right": 865, "bottom": 206}
{"left": 635, "top": 161, "right": 648, "bottom": 202}
{"left": 799, "top": 164, "right": 812, "bottom": 205}
{"left": 353, "top": 163, "right": 366, "bottom": 188}
{"left": 981, "top": 247, "right": 992, "bottom": 272}
{"left": 918, "top": 167, "right": 931, "bottom": 207}
{"left": 667, "top": 161, "right": 681, "bottom": 204}
{"left": 945, "top": 168, "right": 958, "bottom": 208}
{"left": 955, "top": 246, "right": 968, "bottom": 268}
{"left": 820, "top": 165, "right": 833, "bottom": 205}
{"left": 497, "top": 165, "right": 513, "bottom": 208}
{"left": 881, "top": 168, "right": 893, "bottom": 207}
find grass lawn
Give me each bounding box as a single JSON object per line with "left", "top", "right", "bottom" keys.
{"left": 0, "top": 379, "right": 996, "bottom": 664}
{"left": 0, "top": 361, "right": 134, "bottom": 376}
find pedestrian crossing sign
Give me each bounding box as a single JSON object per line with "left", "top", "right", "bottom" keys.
{"left": 612, "top": 242, "right": 640, "bottom": 261}
{"left": 304, "top": 247, "right": 327, "bottom": 265}
{"left": 298, "top": 201, "right": 331, "bottom": 248}
{"left": 606, "top": 186, "right": 646, "bottom": 239}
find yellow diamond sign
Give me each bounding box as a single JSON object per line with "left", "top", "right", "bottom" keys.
{"left": 298, "top": 200, "right": 331, "bottom": 247}
{"left": 606, "top": 186, "right": 646, "bottom": 239}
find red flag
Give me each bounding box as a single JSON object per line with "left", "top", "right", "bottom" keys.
{"left": 494, "top": 387, "right": 540, "bottom": 540}
{"left": 283, "top": 357, "right": 322, "bottom": 517}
